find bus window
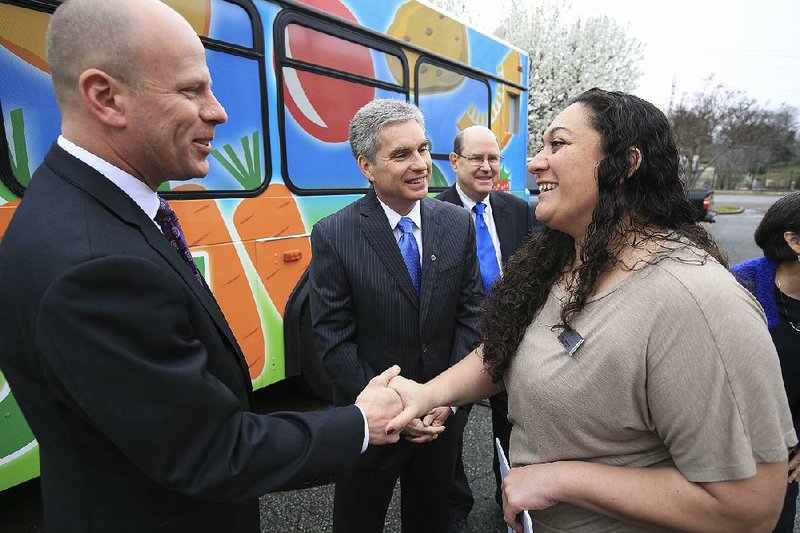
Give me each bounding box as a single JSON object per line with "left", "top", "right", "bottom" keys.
{"left": 159, "top": 0, "right": 267, "bottom": 195}
{"left": 415, "top": 60, "right": 490, "bottom": 161}
{"left": 161, "top": 49, "right": 266, "bottom": 194}
{"left": 163, "top": 0, "right": 253, "bottom": 48}
{"left": 506, "top": 90, "right": 520, "bottom": 134}
{"left": 276, "top": 13, "right": 406, "bottom": 193}
{"left": 284, "top": 24, "right": 403, "bottom": 87}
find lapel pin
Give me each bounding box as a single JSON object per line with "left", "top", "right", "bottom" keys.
{"left": 430, "top": 254, "right": 436, "bottom": 261}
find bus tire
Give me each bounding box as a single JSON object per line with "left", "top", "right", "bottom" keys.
{"left": 299, "top": 301, "right": 333, "bottom": 403}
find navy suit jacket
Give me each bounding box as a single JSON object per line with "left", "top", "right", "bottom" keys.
{"left": 0, "top": 145, "right": 364, "bottom": 532}
{"left": 435, "top": 186, "right": 535, "bottom": 265}
{"left": 309, "top": 188, "right": 483, "bottom": 407}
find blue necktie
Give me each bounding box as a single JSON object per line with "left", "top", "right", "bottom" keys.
{"left": 397, "top": 216, "right": 421, "bottom": 294}
{"left": 473, "top": 203, "right": 500, "bottom": 294}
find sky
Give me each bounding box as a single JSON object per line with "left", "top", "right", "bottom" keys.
{"left": 477, "top": 0, "right": 800, "bottom": 113}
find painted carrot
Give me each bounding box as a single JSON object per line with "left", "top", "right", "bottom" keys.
{"left": 232, "top": 183, "right": 311, "bottom": 318}
{"left": 0, "top": 199, "right": 21, "bottom": 241}
{"left": 171, "top": 184, "right": 266, "bottom": 380}
{"left": 212, "top": 132, "right": 311, "bottom": 319}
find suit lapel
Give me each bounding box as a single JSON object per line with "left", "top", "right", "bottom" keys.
{"left": 359, "top": 189, "right": 419, "bottom": 308}
{"left": 490, "top": 191, "right": 513, "bottom": 263}
{"left": 440, "top": 185, "right": 464, "bottom": 207}
{"left": 47, "top": 146, "right": 251, "bottom": 385}
{"left": 419, "top": 197, "right": 441, "bottom": 325}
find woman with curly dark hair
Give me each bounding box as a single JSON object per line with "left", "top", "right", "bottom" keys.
{"left": 731, "top": 191, "right": 800, "bottom": 533}
{"left": 387, "top": 89, "right": 795, "bottom": 532}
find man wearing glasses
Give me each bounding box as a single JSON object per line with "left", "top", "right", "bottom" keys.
{"left": 437, "top": 125, "right": 536, "bottom": 533}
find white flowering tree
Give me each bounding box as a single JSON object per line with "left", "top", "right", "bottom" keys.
{"left": 427, "top": 0, "right": 644, "bottom": 154}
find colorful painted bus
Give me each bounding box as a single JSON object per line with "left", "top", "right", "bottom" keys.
{"left": 0, "top": 0, "right": 529, "bottom": 492}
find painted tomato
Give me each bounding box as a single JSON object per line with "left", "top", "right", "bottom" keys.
{"left": 283, "top": 0, "right": 375, "bottom": 142}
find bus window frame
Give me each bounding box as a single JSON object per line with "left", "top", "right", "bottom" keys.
{"left": 0, "top": 0, "right": 54, "bottom": 200}
{"left": 413, "top": 56, "right": 492, "bottom": 194}
{"left": 274, "top": 9, "right": 409, "bottom": 196}
{"left": 0, "top": 0, "right": 268, "bottom": 201}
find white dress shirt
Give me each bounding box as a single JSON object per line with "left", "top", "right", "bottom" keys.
{"left": 378, "top": 197, "right": 423, "bottom": 264}
{"left": 57, "top": 135, "right": 160, "bottom": 226}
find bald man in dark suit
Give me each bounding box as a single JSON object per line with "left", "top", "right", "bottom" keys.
{"left": 437, "top": 125, "right": 535, "bottom": 532}
{"left": 0, "top": 2, "right": 402, "bottom": 531}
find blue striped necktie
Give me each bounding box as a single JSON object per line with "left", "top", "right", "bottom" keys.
{"left": 397, "top": 216, "right": 421, "bottom": 294}
{"left": 473, "top": 202, "right": 500, "bottom": 294}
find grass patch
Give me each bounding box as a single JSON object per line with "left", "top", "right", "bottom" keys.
{"left": 716, "top": 204, "right": 744, "bottom": 214}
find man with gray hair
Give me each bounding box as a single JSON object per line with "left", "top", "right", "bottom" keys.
{"left": 0, "top": 1, "right": 405, "bottom": 531}
{"left": 309, "top": 98, "right": 483, "bottom": 532}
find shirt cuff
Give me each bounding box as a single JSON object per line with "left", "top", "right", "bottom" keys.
{"left": 355, "top": 404, "right": 369, "bottom": 453}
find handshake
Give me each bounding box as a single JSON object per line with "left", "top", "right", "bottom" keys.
{"left": 354, "top": 365, "right": 443, "bottom": 445}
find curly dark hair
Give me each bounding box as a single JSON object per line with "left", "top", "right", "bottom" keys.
{"left": 754, "top": 192, "right": 800, "bottom": 262}
{"left": 481, "top": 88, "right": 726, "bottom": 383}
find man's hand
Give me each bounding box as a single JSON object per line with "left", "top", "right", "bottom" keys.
{"left": 355, "top": 365, "right": 404, "bottom": 445}
{"left": 385, "top": 375, "right": 436, "bottom": 435}
{"left": 788, "top": 448, "right": 800, "bottom": 483}
{"left": 422, "top": 406, "right": 451, "bottom": 427}
{"left": 401, "top": 417, "right": 445, "bottom": 443}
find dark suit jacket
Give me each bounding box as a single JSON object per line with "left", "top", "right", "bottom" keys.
{"left": 0, "top": 145, "right": 364, "bottom": 533}
{"left": 309, "top": 189, "right": 483, "bottom": 407}
{"left": 435, "top": 186, "right": 534, "bottom": 265}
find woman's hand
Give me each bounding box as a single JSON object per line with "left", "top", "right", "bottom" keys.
{"left": 386, "top": 375, "right": 435, "bottom": 434}
{"left": 502, "top": 463, "right": 561, "bottom": 531}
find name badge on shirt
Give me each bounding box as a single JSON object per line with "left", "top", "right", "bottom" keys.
{"left": 557, "top": 327, "right": 584, "bottom": 356}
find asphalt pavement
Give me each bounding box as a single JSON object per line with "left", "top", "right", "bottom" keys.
{"left": 255, "top": 378, "right": 507, "bottom": 532}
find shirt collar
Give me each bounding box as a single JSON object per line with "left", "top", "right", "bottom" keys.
{"left": 57, "top": 135, "right": 161, "bottom": 220}
{"left": 377, "top": 197, "right": 422, "bottom": 230}
{"left": 455, "top": 181, "right": 491, "bottom": 213}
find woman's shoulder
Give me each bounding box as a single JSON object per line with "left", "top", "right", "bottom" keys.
{"left": 646, "top": 245, "right": 757, "bottom": 314}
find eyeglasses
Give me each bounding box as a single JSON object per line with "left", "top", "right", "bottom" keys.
{"left": 456, "top": 153, "right": 503, "bottom": 167}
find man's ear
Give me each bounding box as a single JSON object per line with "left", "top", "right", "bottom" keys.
{"left": 627, "top": 146, "right": 642, "bottom": 178}
{"left": 78, "top": 68, "right": 128, "bottom": 128}
{"left": 449, "top": 152, "right": 459, "bottom": 172}
{"left": 357, "top": 155, "right": 375, "bottom": 183}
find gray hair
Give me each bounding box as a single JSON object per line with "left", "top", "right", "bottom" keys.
{"left": 348, "top": 99, "right": 425, "bottom": 162}
{"left": 46, "top": 0, "right": 138, "bottom": 110}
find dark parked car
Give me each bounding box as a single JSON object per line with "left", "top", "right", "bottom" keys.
{"left": 687, "top": 189, "right": 717, "bottom": 223}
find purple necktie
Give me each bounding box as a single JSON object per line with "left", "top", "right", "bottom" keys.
{"left": 154, "top": 197, "right": 204, "bottom": 284}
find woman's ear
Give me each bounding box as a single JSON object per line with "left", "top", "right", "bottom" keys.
{"left": 784, "top": 231, "right": 800, "bottom": 255}
{"left": 627, "top": 146, "right": 642, "bottom": 178}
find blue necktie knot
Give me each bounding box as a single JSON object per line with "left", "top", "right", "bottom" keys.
{"left": 397, "top": 216, "right": 421, "bottom": 294}
{"left": 473, "top": 202, "right": 500, "bottom": 294}
{"left": 398, "top": 216, "right": 414, "bottom": 234}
